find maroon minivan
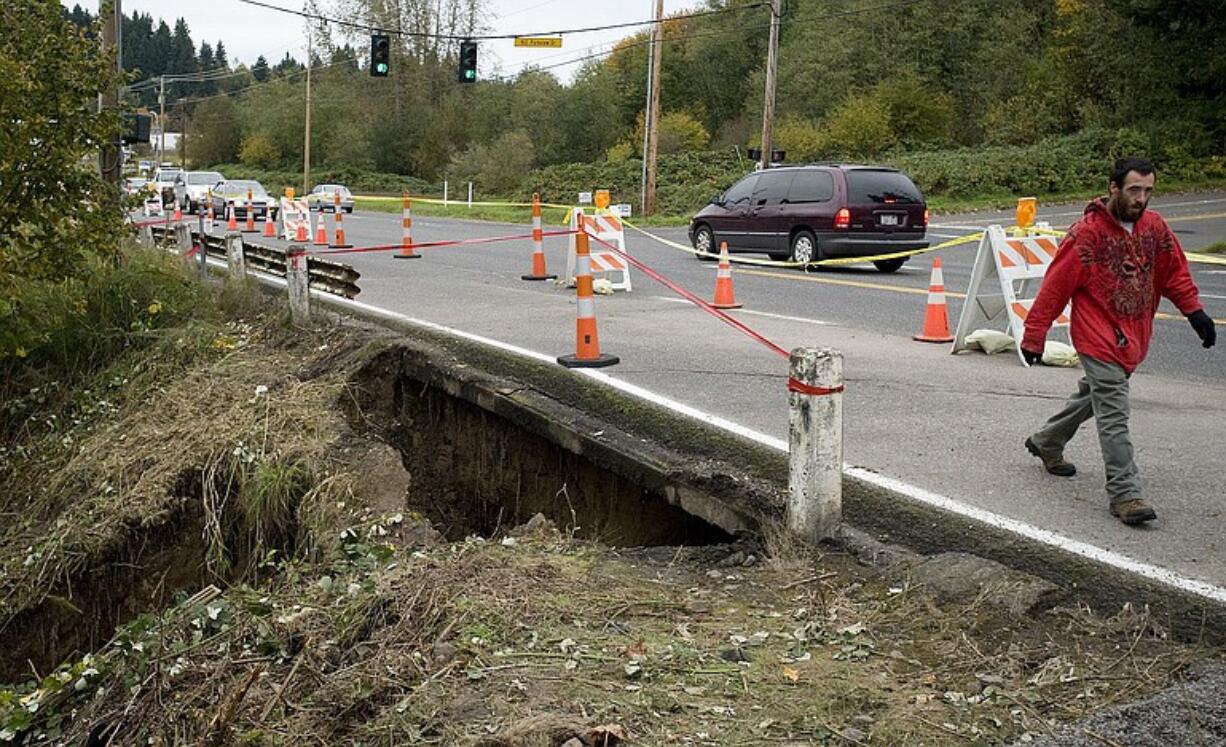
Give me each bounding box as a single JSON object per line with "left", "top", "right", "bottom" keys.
{"left": 688, "top": 164, "right": 929, "bottom": 272}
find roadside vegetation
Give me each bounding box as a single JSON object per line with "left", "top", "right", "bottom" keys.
{"left": 73, "top": 0, "right": 1225, "bottom": 218}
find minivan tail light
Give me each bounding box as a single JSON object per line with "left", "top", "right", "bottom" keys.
{"left": 834, "top": 207, "right": 851, "bottom": 230}
{"left": 924, "top": 209, "right": 929, "bottom": 226}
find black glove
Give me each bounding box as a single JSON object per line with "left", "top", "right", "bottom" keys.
{"left": 1021, "top": 347, "right": 1044, "bottom": 366}
{"left": 1188, "top": 309, "right": 1217, "bottom": 348}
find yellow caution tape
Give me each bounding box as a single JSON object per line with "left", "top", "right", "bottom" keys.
{"left": 1187, "top": 252, "right": 1226, "bottom": 266}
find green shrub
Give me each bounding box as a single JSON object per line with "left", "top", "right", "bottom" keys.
{"left": 772, "top": 116, "right": 828, "bottom": 162}
{"left": 239, "top": 135, "right": 282, "bottom": 170}
{"left": 824, "top": 95, "right": 896, "bottom": 158}
{"left": 875, "top": 75, "right": 954, "bottom": 148}
{"left": 658, "top": 111, "right": 711, "bottom": 154}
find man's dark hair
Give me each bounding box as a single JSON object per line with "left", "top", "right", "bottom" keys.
{"left": 1110, "top": 156, "right": 1156, "bottom": 188}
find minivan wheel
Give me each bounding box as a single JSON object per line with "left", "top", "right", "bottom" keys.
{"left": 873, "top": 258, "right": 906, "bottom": 273}
{"left": 692, "top": 224, "right": 717, "bottom": 261}
{"left": 790, "top": 230, "right": 819, "bottom": 266}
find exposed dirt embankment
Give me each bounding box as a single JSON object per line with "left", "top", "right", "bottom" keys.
{"left": 0, "top": 299, "right": 1221, "bottom": 745}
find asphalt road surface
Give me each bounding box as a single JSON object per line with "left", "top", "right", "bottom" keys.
{"left": 177, "top": 191, "right": 1226, "bottom": 596}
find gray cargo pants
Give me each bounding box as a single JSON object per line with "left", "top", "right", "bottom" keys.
{"left": 1029, "top": 354, "right": 1141, "bottom": 504}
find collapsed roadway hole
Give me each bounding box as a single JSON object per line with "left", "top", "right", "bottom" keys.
{"left": 0, "top": 464, "right": 307, "bottom": 684}
{"left": 348, "top": 350, "right": 734, "bottom": 548}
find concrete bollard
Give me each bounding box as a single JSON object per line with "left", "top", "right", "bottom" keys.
{"left": 139, "top": 224, "right": 154, "bottom": 247}
{"left": 174, "top": 223, "right": 192, "bottom": 255}
{"left": 286, "top": 246, "right": 310, "bottom": 323}
{"left": 787, "top": 346, "right": 844, "bottom": 541}
{"left": 225, "top": 232, "right": 246, "bottom": 280}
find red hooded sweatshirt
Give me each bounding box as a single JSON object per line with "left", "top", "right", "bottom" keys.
{"left": 1022, "top": 198, "right": 1203, "bottom": 373}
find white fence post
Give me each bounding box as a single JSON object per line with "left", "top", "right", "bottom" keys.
{"left": 443, "top": 180, "right": 449, "bottom": 206}
{"left": 225, "top": 232, "right": 246, "bottom": 280}
{"left": 174, "top": 223, "right": 192, "bottom": 255}
{"left": 787, "top": 346, "right": 843, "bottom": 541}
{"left": 467, "top": 181, "right": 473, "bottom": 208}
{"left": 286, "top": 246, "right": 310, "bottom": 323}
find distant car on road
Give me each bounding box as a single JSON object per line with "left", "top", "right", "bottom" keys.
{"left": 209, "top": 180, "right": 276, "bottom": 221}
{"left": 174, "top": 170, "right": 225, "bottom": 213}
{"left": 688, "top": 164, "right": 929, "bottom": 273}
{"left": 307, "top": 184, "right": 354, "bottom": 213}
{"left": 124, "top": 176, "right": 150, "bottom": 197}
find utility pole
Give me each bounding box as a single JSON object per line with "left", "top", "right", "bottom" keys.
{"left": 303, "top": 25, "right": 312, "bottom": 195}
{"left": 158, "top": 76, "right": 166, "bottom": 166}
{"left": 638, "top": 0, "right": 654, "bottom": 216}
{"left": 99, "top": 0, "right": 123, "bottom": 184}
{"left": 759, "top": 0, "right": 782, "bottom": 171}
{"left": 643, "top": 0, "right": 663, "bottom": 215}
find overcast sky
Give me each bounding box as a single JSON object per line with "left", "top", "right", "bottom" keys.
{"left": 66, "top": 0, "right": 703, "bottom": 83}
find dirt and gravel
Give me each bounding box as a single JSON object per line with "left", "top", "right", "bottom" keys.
{"left": 1, "top": 283, "right": 1222, "bottom": 745}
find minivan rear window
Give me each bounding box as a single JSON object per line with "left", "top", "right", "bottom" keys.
{"left": 787, "top": 170, "right": 834, "bottom": 203}
{"left": 846, "top": 170, "right": 923, "bottom": 204}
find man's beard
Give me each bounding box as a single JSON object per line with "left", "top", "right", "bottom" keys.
{"left": 1111, "top": 197, "right": 1146, "bottom": 223}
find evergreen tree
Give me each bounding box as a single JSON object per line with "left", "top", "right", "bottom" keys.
{"left": 168, "top": 18, "right": 197, "bottom": 76}
{"left": 252, "top": 55, "right": 270, "bottom": 82}
{"left": 214, "top": 41, "right": 228, "bottom": 69}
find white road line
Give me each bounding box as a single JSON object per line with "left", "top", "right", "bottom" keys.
{"left": 1198, "top": 294, "right": 1226, "bottom": 300}
{"left": 652, "top": 296, "right": 834, "bottom": 326}
{"left": 294, "top": 293, "right": 1226, "bottom": 605}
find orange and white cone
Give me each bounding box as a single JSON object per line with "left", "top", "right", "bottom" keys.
{"left": 205, "top": 201, "right": 215, "bottom": 234}
{"left": 522, "top": 192, "right": 556, "bottom": 281}
{"left": 711, "top": 242, "right": 743, "bottom": 309}
{"left": 226, "top": 203, "right": 238, "bottom": 231}
{"left": 173, "top": 202, "right": 182, "bottom": 222}
{"left": 558, "top": 213, "right": 619, "bottom": 368}
{"left": 262, "top": 205, "right": 277, "bottom": 237}
{"left": 395, "top": 191, "right": 419, "bottom": 259}
{"left": 914, "top": 257, "right": 955, "bottom": 343}
{"left": 314, "top": 212, "right": 329, "bottom": 246}
{"left": 294, "top": 214, "right": 308, "bottom": 243}
{"left": 330, "top": 193, "right": 351, "bottom": 248}
{"left": 244, "top": 190, "right": 257, "bottom": 232}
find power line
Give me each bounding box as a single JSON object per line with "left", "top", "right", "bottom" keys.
{"left": 236, "top": 0, "right": 769, "bottom": 41}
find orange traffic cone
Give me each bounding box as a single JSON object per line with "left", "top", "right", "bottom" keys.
{"left": 395, "top": 191, "right": 419, "bottom": 259}
{"left": 262, "top": 206, "right": 277, "bottom": 238}
{"left": 522, "top": 192, "right": 556, "bottom": 281}
{"left": 314, "top": 212, "right": 328, "bottom": 246}
{"left": 558, "top": 212, "right": 619, "bottom": 368}
{"left": 244, "top": 189, "right": 257, "bottom": 232}
{"left": 205, "top": 201, "right": 215, "bottom": 234}
{"left": 711, "top": 242, "right": 743, "bottom": 309}
{"left": 294, "top": 215, "right": 308, "bottom": 243}
{"left": 173, "top": 202, "right": 182, "bottom": 222}
{"left": 226, "top": 204, "right": 238, "bottom": 231}
{"left": 330, "top": 193, "right": 352, "bottom": 248}
{"left": 914, "top": 257, "right": 955, "bottom": 343}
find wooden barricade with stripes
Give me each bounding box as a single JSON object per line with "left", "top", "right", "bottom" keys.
{"left": 952, "top": 225, "right": 1072, "bottom": 365}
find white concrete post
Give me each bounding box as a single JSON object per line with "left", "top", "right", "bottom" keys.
{"left": 286, "top": 246, "right": 310, "bottom": 323}
{"left": 467, "top": 181, "right": 473, "bottom": 208}
{"left": 174, "top": 223, "right": 192, "bottom": 254}
{"left": 787, "top": 346, "right": 843, "bottom": 541}
{"left": 139, "top": 224, "right": 154, "bottom": 247}
{"left": 225, "top": 232, "right": 246, "bottom": 280}
{"left": 443, "top": 180, "right": 448, "bottom": 206}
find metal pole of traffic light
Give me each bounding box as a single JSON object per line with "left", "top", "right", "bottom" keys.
{"left": 303, "top": 25, "right": 312, "bottom": 196}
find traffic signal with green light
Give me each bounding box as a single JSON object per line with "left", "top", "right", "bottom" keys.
{"left": 458, "top": 40, "right": 477, "bottom": 83}
{"left": 370, "top": 34, "right": 390, "bottom": 77}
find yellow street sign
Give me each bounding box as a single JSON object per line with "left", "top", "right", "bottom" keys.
{"left": 514, "top": 36, "right": 562, "bottom": 48}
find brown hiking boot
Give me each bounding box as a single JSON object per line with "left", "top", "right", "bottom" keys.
{"left": 1025, "top": 437, "right": 1076, "bottom": 477}
{"left": 1111, "top": 498, "right": 1157, "bottom": 526}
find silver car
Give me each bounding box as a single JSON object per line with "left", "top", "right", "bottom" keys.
{"left": 209, "top": 180, "right": 276, "bottom": 220}
{"left": 175, "top": 171, "right": 225, "bottom": 213}
{"left": 307, "top": 184, "right": 354, "bottom": 213}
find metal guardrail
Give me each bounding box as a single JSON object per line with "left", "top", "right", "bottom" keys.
{"left": 147, "top": 224, "right": 361, "bottom": 299}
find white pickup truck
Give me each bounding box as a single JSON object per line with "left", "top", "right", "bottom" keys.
{"left": 173, "top": 171, "right": 226, "bottom": 213}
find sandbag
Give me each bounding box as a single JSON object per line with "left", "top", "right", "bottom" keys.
{"left": 964, "top": 328, "right": 1015, "bottom": 355}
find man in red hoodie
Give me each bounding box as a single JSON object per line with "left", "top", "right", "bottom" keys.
{"left": 1021, "top": 157, "right": 1216, "bottom": 526}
